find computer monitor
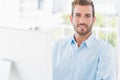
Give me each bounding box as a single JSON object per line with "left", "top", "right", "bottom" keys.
{"left": 0, "top": 27, "right": 52, "bottom": 80}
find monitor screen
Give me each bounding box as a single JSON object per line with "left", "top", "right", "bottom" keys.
{"left": 0, "top": 27, "right": 52, "bottom": 80}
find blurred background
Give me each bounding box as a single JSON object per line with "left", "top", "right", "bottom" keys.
{"left": 0, "top": 0, "right": 120, "bottom": 79}
{"left": 0, "top": 0, "right": 119, "bottom": 47}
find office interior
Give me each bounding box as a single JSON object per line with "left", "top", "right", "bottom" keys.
{"left": 0, "top": 0, "right": 120, "bottom": 80}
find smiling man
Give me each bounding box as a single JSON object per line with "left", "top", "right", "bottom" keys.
{"left": 52, "top": 0, "right": 117, "bottom": 80}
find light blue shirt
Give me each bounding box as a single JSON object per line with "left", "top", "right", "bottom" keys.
{"left": 52, "top": 33, "right": 116, "bottom": 80}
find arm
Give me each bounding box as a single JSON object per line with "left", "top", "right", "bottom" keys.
{"left": 96, "top": 44, "right": 117, "bottom": 80}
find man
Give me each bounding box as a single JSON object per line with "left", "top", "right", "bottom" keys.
{"left": 52, "top": 0, "right": 117, "bottom": 80}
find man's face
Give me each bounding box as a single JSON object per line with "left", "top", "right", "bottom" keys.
{"left": 70, "top": 5, "right": 96, "bottom": 36}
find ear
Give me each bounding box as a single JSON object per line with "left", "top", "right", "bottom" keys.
{"left": 70, "top": 15, "right": 73, "bottom": 23}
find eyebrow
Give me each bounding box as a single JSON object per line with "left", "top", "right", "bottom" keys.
{"left": 74, "top": 13, "right": 92, "bottom": 16}
{"left": 75, "top": 12, "right": 80, "bottom": 14}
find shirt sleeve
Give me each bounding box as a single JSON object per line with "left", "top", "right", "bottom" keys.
{"left": 52, "top": 41, "right": 58, "bottom": 69}
{"left": 96, "top": 44, "right": 117, "bottom": 80}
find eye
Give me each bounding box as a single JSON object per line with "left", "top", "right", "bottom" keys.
{"left": 85, "top": 14, "right": 91, "bottom": 18}
{"left": 75, "top": 13, "right": 81, "bottom": 17}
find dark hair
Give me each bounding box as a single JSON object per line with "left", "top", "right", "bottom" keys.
{"left": 71, "top": 0, "right": 95, "bottom": 17}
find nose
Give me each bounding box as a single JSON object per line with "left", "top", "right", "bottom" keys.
{"left": 79, "top": 17, "right": 86, "bottom": 23}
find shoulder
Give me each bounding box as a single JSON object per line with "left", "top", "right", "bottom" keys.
{"left": 95, "top": 38, "right": 115, "bottom": 57}
{"left": 96, "top": 38, "right": 114, "bottom": 49}
{"left": 53, "top": 37, "right": 71, "bottom": 48}
{"left": 52, "top": 37, "right": 72, "bottom": 59}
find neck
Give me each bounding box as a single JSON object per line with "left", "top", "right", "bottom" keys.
{"left": 74, "top": 32, "right": 91, "bottom": 47}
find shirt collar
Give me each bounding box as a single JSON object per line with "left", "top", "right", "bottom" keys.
{"left": 69, "top": 33, "right": 96, "bottom": 48}
{"left": 69, "top": 35, "right": 76, "bottom": 45}
{"left": 84, "top": 33, "right": 96, "bottom": 48}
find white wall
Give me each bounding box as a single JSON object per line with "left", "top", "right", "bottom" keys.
{"left": 0, "top": 0, "right": 20, "bottom": 27}
{"left": 0, "top": 28, "right": 52, "bottom": 80}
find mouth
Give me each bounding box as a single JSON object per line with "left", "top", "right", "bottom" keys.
{"left": 78, "top": 24, "right": 87, "bottom": 29}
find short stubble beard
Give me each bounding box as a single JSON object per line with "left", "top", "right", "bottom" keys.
{"left": 73, "top": 23, "right": 93, "bottom": 36}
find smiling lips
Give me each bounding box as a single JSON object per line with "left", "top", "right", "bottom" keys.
{"left": 77, "top": 24, "right": 87, "bottom": 30}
